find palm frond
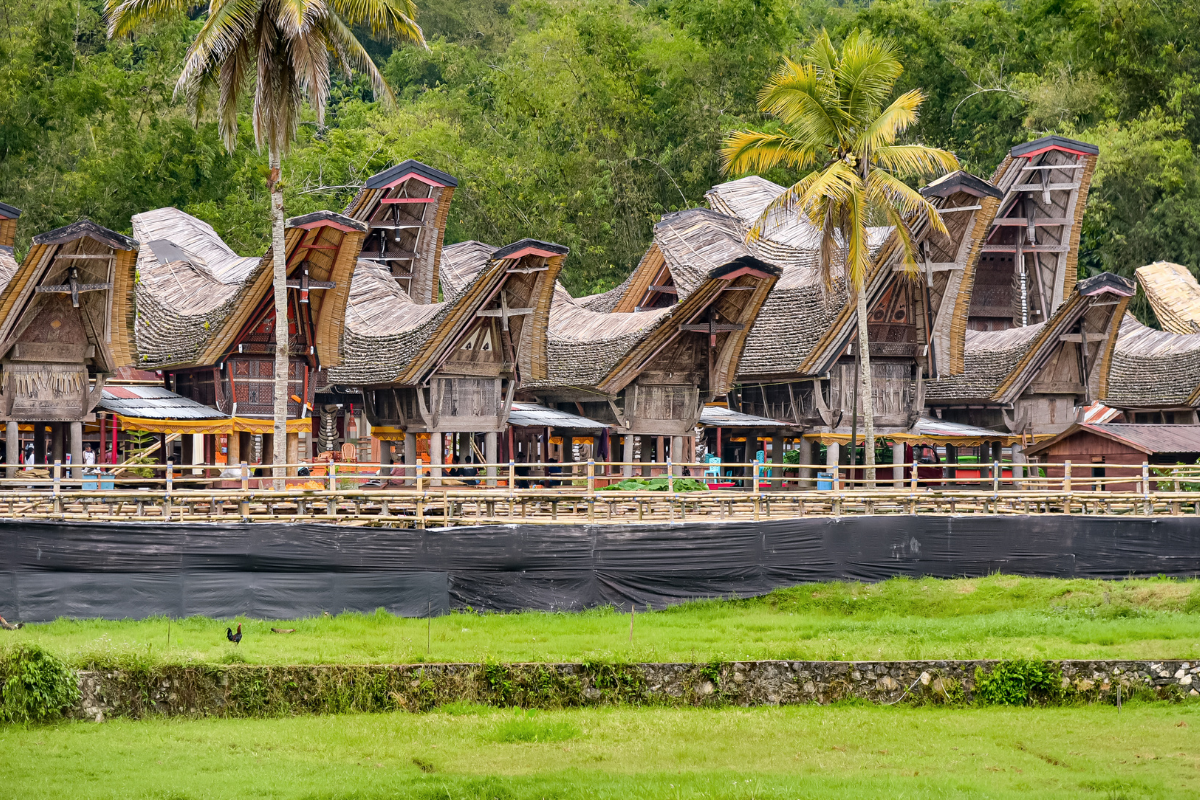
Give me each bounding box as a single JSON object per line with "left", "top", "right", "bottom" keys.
{"left": 106, "top": 0, "right": 190, "bottom": 39}
{"left": 854, "top": 90, "right": 923, "bottom": 152}
{"left": 843, "top": 187, "right": 872, "bottom": 290}
{"left": 328, "top": 0, "right": 424, "bottom": 45}
{"left": 868, "top": 170, "right": 950, "bottom": 238}
{"left": 804, "top": 29, "right": 839, "bottom": 78}
{"left": 757, "top": 59, "right": 843, "bottom": 139}
{"left": 835, "top": 30, "right": 902, "bottom": 123}
{"left": 720, "top": 130, "right": 821, "bottom": 176}
{"left": 217, "top": 37, "right": 253, "bottom": 151}
{"left": 273, "top": 0, "right": 321, "bottom": 38}
{"left": 288, "top": 29, "right": 332, "bottom": 126}
{"left": 321, "top": 12, "right": 395, "bottom": 103}
{"left": 882, "top": 203, "right": 920, "bottom": 278}
{"left": 873, "top": 144, "right": 960, "bottom": 179}
{"left": 745, "top": 170, "right": 822, "bottom": 243}
{"left": 176, "top": 0, "right": 262, "bottom": 102}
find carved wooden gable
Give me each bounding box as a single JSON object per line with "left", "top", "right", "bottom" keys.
{"left": 0, "top": 220, "right": 136, "bottom": 421}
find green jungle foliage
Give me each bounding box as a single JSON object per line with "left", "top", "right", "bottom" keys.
{"left": 0, "top": 644, "right": 80, "bottom": 723}
{"left": 1, "top": 0, "right": 1198, "bottom": 311}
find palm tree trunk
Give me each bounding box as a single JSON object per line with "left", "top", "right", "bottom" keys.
{"left": 269, "top": 148, "right": 289, "bottom": 488}
{"left": 855, "top": 287, "right": 876, "bottom": 486}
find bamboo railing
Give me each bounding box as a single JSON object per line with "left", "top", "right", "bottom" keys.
{"left": 0, "top": 458, "right": 1198, "bottom": 525}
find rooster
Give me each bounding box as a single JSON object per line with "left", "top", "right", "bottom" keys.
{"left": 226, "top": 624, "right": 242, "bottom": 645}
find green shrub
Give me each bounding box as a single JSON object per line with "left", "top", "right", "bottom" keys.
{"left": 974, "top": 660, "right": 1063, "bottom": 706}
{"left": 1, "top": 644, "right": 80, "bottom": 723}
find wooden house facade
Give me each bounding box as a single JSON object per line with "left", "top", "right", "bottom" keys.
{"left": 1023, "top": 423, "right": 1200, "bottom": 491}
{"left": 0, "top": 220, "right": 138, "bottom": 475}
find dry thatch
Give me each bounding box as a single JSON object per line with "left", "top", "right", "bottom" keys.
{"left": 440, "top": 240, "right": 495, "bottom": 302}
{"left": 1135, "top": 261, "right": 1200, "bottom": 334}
{"left": 1103, "top": 314, "right": 1200, "bottom": 409}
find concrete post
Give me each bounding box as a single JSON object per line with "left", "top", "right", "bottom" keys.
{"left": 405, "top": 432, "right": 417, "bottom": 485}
{"left": 622, "top": 433, "right": 635, "bottom": 478}
{"left": 485, "top": 431, "right": 498, "bottom": 486}
{"left": 192, "top": 433, "right": 204, "bottom": 475}
{"left": 430, "top": 431, "right": 442, "bottom": 485}
{"left": 770, "top": 434, "right": 784, "bottom": 489}
{"left": 640, "top": 435, "right": 653, "bottom": 477}
{"left": 672, "top": 435, "right": 684, "bottom": 477}
{"left": 825, "top": 441, "right": 840, "bottom": 473}
{"left": 1011, "top": 442, "right": 1026, "bottom": 485}
{"left": 69, "top": 421, "right": 83, "bottom": 479}
{"left": 893, "top": 441, "right": 905, "bottom": 488}
{"left": 6, "top": 420, "right": 17, "bottom": 478}
{"left": 797, "top": 436, "right": 813, "bottom": 489}
{"left": 379, "top": 437, "right": 392, "bottom": 476}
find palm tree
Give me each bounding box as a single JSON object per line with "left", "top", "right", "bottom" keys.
{"left": 107, "top": 0, "right": 424, "bottom": 482}
{"left": 722, "top": 29, "right": 958, "bottom": 483}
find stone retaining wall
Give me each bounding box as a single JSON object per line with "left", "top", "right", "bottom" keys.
{"left": 73, "top": 659, "right": 1199, "bottom": 722}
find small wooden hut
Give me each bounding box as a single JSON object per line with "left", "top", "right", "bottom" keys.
{"left": 0, "top": 220, "right": 139, "bottom": 475}
{"left": 1023, "top": 423, "right": 1200, "bottom": 491}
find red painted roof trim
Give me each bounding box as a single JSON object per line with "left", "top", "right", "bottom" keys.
{"left": 1021, "top": 145, "right": 1093, "bottom": 159}
{"left": 500, "top": 247, "right": 558, "bottom": 260}
{"left": 381, "top": 172, "right": 447, "bottom": 189}
{"left": 295, "top": 220, "right": 357, "bottom": 233}
{"left": 718, "top": 266, "right": 772, "bottom": 280}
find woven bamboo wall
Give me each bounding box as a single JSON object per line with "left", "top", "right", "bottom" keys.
{"left": 948, "top": 194, "right": 1003, "bottom": 373}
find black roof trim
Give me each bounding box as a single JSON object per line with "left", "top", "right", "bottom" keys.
{"left": 709, "top": 254, "right": 782, "bottom": 279}
{"left": 1077, "top": 271, "right": 1135, "bottom": 297}
{"left": 1011, "top": 135, "right": 1099, "bottom": 157}
{"left": 31, "top": 219, "right": 138, "bottom": 251}
{"left": 492, "top": 238, "right": 569, "bottom": 259}
{"left": 0, "top": 201, "right": 21, "bottom": 219}
{"left": 920, "top": 170, "right": 1004, "bottom": 199}
{"left": 364, "top": 159, "right": 459, "bottom": 190}
{"left": 286, "top": 210, "right": 370, "bottom": 233}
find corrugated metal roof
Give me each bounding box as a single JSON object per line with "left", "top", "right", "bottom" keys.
{"left": 910, "top": 416, "right": 1009, "bottom": 438}
{"left": 507, "top": 403, "right": 607, "bottom": 429}
{"left": 99, "top": 386, "right": 227, "bottom": 420}
{"left": 699, "top": 406, "right": 788, "bottom": 428}
{"left": 1081, "top": 403, "right": 1122, "bottom": 424}
{"left": 1087, "top": 424, "right": 1200, "bottom": 454}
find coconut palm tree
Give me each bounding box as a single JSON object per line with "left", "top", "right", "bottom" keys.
{"left": 721, "top": 29, "right": 958, "bottom": 483}
{"left": 106, "top": 0, "right": 423, "bottom": 481}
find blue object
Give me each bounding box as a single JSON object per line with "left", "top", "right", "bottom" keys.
{"left": 817, "top": 471, "right": 833, "bottom": 491}
{"left": 82, "top": 476, "right": 115, "bottom": 491}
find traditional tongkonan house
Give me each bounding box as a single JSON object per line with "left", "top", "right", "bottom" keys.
{"left": 130, "top": 206, "right": 368, "bottom": 470}
{"left": 330, "top": 236, "right": 566, "bottom": 481}
{"left": 0, "top": 220, "right": 138, "bottom": 476}
{"left": 526, "top": 208, "right": 780, "bottom": 477}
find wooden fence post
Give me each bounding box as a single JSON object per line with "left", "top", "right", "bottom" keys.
{"left": 910, "top": 460, "right": 918, "bottom": 492}
{"left": 587, "top": 459, "right": 595, "bottom": 497}
{"left": 992, "top": 460, "right": 1000, "bottom": 493}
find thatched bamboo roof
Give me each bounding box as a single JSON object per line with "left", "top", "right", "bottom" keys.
{"left": 0, "top": 219, "right": 139, "bottom": 373}
{"left": 1104, "top": 314, "right": 1200, "bottom": 408}
{"left": 132, "top": 208, "right": 367, "bottom": 369}
{"left": 132, "top": 208, "right": 259, "bottom": 367}
{"left": 531, "top": 255, "right": 780, "bottom": 396}
{"left": 331, "top": 238, "right": 567, "bottom": 386}
{"left": 0, "top": 201, "right": 19, "bottom": 255}
{"left": 440, "top": 240, "right": 495, "bottom": 302}
{"left": 1134, "top": 261, "right": 1200, "bottom": 334}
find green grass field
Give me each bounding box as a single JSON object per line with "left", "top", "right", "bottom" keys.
{"left": 10, "top": 575, "right": 1200, "bottom": 667}
{"left": 2, "top": 703, "right": 1196, "bottom": 799}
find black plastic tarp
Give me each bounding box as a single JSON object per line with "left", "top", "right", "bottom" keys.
{"left": 1, "top": 515, "right": 1199, "bottom": 621}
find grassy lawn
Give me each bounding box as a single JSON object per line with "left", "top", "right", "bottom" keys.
{"left": 10, "top": 575, "right": 1200, "bottom": 667}
{"left": 1, "top": 703, "right": 1197, "bottom": 799}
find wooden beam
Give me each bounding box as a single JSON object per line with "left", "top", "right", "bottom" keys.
{"left": 648, "top": 285, "right": 677, "bottom": 294}
{"left": 1013, "top": 182, "right": 1079, "bottom": 192}
{"left": 895, "top": 261, "right": 958, "bottom": 272}
{"left": 477, "top": 307, "right": 535, "bottom": 317}
{"left": 679, "top": 323, "right": 744, "bottom": 332}
{"left": 380, "top": 197, "right": 437, "bottom": 204}
{"left": 1022, "top": 164, "right": 1085, "bottom": 171}
{"left": 937, "top": 205, "right": 982, "bottom": 213}
{"left": 981, "top": 244, "right": 1070, "bottom": 253}
{"left": 990, "top": 217, "right": 1071, "bottom": 226}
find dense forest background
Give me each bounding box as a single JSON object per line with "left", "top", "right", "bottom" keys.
{"left": 1, "top": 0, "right": 1197, "bottom": 315}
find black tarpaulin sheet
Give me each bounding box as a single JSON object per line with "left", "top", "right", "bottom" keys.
{"left": 1, "top": 515, "right": 1199, "bottom": 621}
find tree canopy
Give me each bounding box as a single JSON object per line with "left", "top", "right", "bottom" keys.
{"left": 2, "top": 0, "right": 1198, "bottom": 321}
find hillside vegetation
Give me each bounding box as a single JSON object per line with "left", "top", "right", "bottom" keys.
{"left": 1, "top": 0, "right": 1198, "bottom": 312}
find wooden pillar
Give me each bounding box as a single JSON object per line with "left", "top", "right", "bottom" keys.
{"left": 227, "top": 428, "right": 241, "bottom": 467}
{"left": 639, "top": 435, "right": 652, "bottom": 477}
{"left": 622, "top": 433, "right": 635, "bottom": 478}
{"left": 5, "top": 421, "right": 17, "bottom": 478}
{"left": 192, "top": 433, "right": 204, "bottom": 475}
{"left": 70, "top": 421, "right": 83, "bottom": 479}
{"left": 261, "top": 433, "right": 274, "bottom": 465}
{"left": 158, "top": 432, "right": 167, "bottom": 465}
{"left": 51, "top": 423, "right": 64, "bottom": 465}
{"left": 33, "top": 424, "right": 45, "bottom": 464}
{"left": 672, "top": 435, "right": 684, "bottom": 476}
{"left": 286, "top": 432, "right": 299, "bottom": 476}
{"left": 946, "top": 443, "right": 958, "bottom": 482}
{"left": 181, "top": 433, "right": 194, "bottom": 472}
{"left": 892, "top": 441, "right": 905, "bottom": 488}
{"left": 485, "top": 431, "right": 498, "bottom": 486}
{"left": 239, "top": 432, "right": 253, "bottom": 467}
{"left": 379, "top": 437, "right": 392, "bottom": 476}
{"left": 430, "top": 431, "right": 442, "bottom": 485}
